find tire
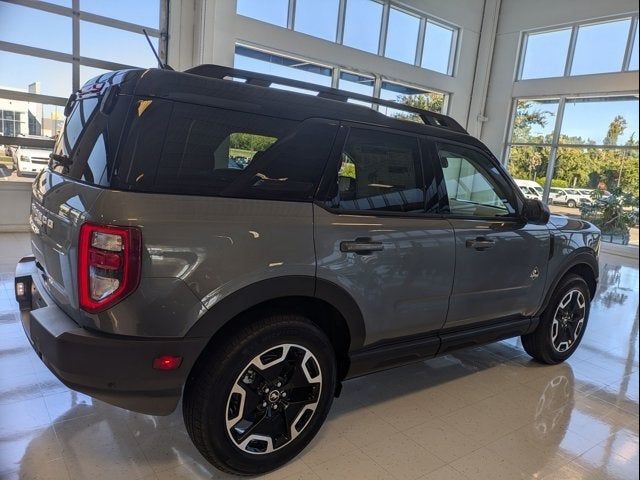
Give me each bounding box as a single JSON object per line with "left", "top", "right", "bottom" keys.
{"left": 567, "top": 200, "right": 576, "bottom": 208}
{"left": 183, "top": 313, "right": 337, "bottom": 476}
{"left": 522, "top": 274, "right": 591, "bottom": 364}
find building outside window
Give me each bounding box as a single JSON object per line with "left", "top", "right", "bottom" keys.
{"left": 506, "top": 96, "right": 639, "bottom": 205}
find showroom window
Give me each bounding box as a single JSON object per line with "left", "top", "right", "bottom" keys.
{"left": 234, "top": 46, "right": 449, "bottom": 118}
{"left": 235, "top": 0, "right": 459, "bottom": 75}
{"left": 384, "top": 7, "right": 421, "bottom": 64}
{"left": 506, "top": 95, "right": 639, "bottom": 205}
{"left": 234, "top": 46, "right": 333, "bottom": 93}
{"left": 518, "top": 15, "right": 639, "bottom": 79}
{"left": 236, "top": 0, "right": 289, "bottom": 28}
{"left": 294, "top": 0, "right": 340, "bottom": 41}
{"left": 0, "top": 0, "right": 166, "bottom": 160}
{"left": 379, "top": 81, "right": 447, "bottom": 120}
{"left": 422, "top": 20, "right": 457, "bottom": 75}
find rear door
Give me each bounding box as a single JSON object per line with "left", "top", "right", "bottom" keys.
{"left": 430, "top": 141, "right": 550, "bottom": 329}
{"left": 314, "top": 125, "right": 455, "bottom": 345}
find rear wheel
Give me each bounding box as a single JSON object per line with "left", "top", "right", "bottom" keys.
{"left": 567, "top": 200, "right": 577, "bottom": 208}
{"left": 183, "top": 314, "right": 336, "bottom": 476}
{"left": 522, "top": 274, "right": 590, "bottom": 364}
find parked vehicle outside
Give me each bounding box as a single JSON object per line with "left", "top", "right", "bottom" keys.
{"left": 11, "top": 144, "right": 51, "bottom": 176}
{"left": 550, "top": 188, "right": 588, "bottom": 208}
{"left": 15, "top": 67, "right": 600, "bottom": 476}
{"left": 514, "top": 179, "right": 544, "bottom": 200}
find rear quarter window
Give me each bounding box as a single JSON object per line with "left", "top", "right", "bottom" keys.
{"left": 118, "top": 100, "right": 338, "bottom": 201}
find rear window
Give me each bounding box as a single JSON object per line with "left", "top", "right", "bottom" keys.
{"left": 116, "top": 99, "right": 338, "bottom": 201}
{"left": 53, "top": 95, "right": 128, "bottom": 186}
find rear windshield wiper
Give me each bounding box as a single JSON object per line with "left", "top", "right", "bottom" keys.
{"left": 49, "top": 153, "right": 73, "bottom": 167}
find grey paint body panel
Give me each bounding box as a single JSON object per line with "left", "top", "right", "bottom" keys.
{"left": 313, "top": 205, "right": 455, "bottom": 346}
{"left": 445, "top": 219, "right": 550, "bottom": 328}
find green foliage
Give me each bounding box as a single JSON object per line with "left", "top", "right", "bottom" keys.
{"left": 580, "top": 188, "right": 638, "bottom": 237}
{"left": 511, "top": 101, "right": 555, "bottom": 144}
{"left": 393, "top": 94, "right": 445, "bottom": 123}
{"left": 339, "top": 162, "right": 356, "bottom": 179}
{"left": 229, "top": 133, "right": 277, "bottom": 157}
{"left": 537, "top": 177, "right": 569, "bottom": 188}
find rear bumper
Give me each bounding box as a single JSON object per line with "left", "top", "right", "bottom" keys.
{"left": 15, "top": 257, "right": 208, "bottom": 415}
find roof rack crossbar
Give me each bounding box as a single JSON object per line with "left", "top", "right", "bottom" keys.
{"left": 185, "top": 64, "right": 467, "bottom": 134}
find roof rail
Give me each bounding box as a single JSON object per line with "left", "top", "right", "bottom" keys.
{"left": 184, "top": 64, "right": 468, "bottom": 134}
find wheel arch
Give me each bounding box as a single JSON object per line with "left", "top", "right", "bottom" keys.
{"left": 185, "top": 276, "right": 366, "bottom": 381}
{"left": 538, "top": 249, "right": 598, "bottom": 316}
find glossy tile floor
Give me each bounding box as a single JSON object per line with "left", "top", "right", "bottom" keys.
{"left": 0, "top": 233, "right": 638, "bottom": 480}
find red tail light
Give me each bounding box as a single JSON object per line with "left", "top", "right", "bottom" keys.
{"left": 78, "top": 222, "right": 141, "bottom": 313}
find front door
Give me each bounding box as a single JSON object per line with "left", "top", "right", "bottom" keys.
{"left": 433, "top": 141, "right": 550, "bottom": 329}
{"left": 314, "top": 126, "right": 455, "bottom": 345}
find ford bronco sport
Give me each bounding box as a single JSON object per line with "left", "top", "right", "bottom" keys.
{"left": 15, "top": 65, "right": 600, "bottom": 475}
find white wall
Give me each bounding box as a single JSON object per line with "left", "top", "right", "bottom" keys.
{"left": 167, "top": 0, "right": 486, "bottom": 126}
{"left": 480, "top": 0, "right": 640, "bottom": 159}
{"left": 0, "top": 181, "right": 31, "bottom": 233}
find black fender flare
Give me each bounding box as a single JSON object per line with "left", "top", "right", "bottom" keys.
{"left": 185, "top": 275, "right": 366, "bottom": 352}
{"left": 536, "top": 248, "right": 599, "bottom": 316}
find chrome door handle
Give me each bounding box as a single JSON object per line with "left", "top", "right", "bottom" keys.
{"left": 340, "top": 238, "right": 384, "bottom": 255}
{"left": 465, "top": 237, "right": 496, "bottom": 251}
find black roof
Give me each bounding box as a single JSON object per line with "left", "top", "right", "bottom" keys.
{"left": 89, "top": 66, "right": 488, "bottom": 153}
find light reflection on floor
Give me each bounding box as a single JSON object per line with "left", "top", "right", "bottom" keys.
{"left": 0, "top": 234, "right": 637, "bottom": 479}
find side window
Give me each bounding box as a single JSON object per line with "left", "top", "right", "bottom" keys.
{"left": 121, "top": 101, "right": 334, "bottom": 200}
{"left": 437, "top": 144, "right": 515, "bottom": 217}
{"left": 327, "top": 128, "right": 424, "bottom": 213}
{"left": 152, "top": 103, "right": 294, "bottom": 196}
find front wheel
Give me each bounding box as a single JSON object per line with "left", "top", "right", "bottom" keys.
{"left": 522, "top": 274, "right": 591, "bottom": 364}
{"left": 183, "top": 314, "right": 336, "bottom": 476}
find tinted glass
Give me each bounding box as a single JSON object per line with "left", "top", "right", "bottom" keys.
{"left": 53, "top": 96, "right": 127, "bottom": 185}
{"left": 237, "top": 0, "right": 289, "bottom": 27}
{"left": 385, "top": 7, "right": 420, "bottom": 64}
{"left": 121, "top": 101, "right": 335, "bottom": 200}
{"left": 438, "top": 144, "right": 514, "bottom": 217}
{"left": 81, "top": 133, "right": 108, "bottom": 185}
{"left": 571, "top": 19, "right": 631, "bottom": 76}
{"left": 343, "top": 0, "right": 383, "bottom": 54}
{"left": 294, "top": 0, "right": 339, "bottom": 41}
{"left": 422, "top": 21, "right": 455, "bottom": 74}
{"left": 328, "top": 128, "right": 424, "bottom": 213}
{"left": 521, "top": 28, "right": 571, "bottom": 79}
{"left": 62, "top": 98, "right": 99, "bottom": 153}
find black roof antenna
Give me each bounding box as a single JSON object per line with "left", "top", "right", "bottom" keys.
{"left": 142, "top": 28, "right": 173, "bottom": 70}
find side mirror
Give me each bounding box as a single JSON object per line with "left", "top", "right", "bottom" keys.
{"left": 523, "top": 198, "right": 550, "bottom": 225}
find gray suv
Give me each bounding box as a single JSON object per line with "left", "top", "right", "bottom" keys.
{"left": 15, "top": 65, "right": 600, "bottom": 476}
